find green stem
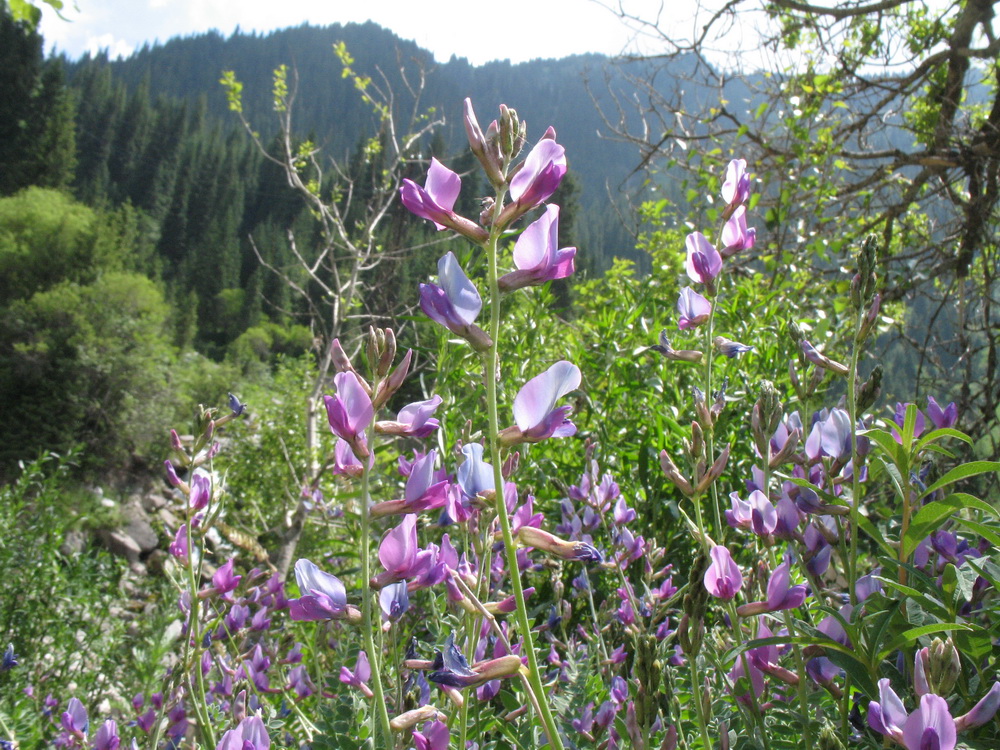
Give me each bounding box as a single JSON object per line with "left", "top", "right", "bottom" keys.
{"left": 483, "top": 191, "right": 565, "bottom": 750}
{"left": 359, "top": 427, "right": 395, "bottom": 749}
{"left": 184, "top": 502, "right": 216, "bottom": 750}
{"left": 686, "top": 655, "right": 715, "bottom": 750}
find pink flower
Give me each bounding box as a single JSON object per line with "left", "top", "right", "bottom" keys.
{"left": 685, "top": 232, "right": 722, "bottom": 285}
{"left": 704, "top": 545, "right": 742, "bottom": 599}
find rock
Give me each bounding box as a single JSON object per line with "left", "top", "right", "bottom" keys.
{"left": 121, "top": 497, "right": 159, "bottom": 554}
{"left": 60, "top": 528, "right": 87, "bottom": 557}
{"left": 97, "top": 529, "right": 142, "bottom": 563}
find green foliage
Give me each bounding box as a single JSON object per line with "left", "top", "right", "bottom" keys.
{"left": 0, "top": 271, "right": 176, "bottom": 476}
{"left": 0, "top": 187, "right": 124, "bottom": 300}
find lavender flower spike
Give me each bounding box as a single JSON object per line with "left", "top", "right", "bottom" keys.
{"left": 420, "top": 252, "right": 493, "bottom": 351}
{"left": 499, "top": 361, "right": 581, "bottom": 445}
{"left": 498, "top": 205, "right": 576, "bottom": 292}
{"left": 400, "top": 158, "right": 488, "bottom": 244}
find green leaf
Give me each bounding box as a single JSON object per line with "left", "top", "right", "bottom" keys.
{"left": 914, "top": 426, "right": 973, "bottom": 453}
{"left": 878, "top": 622, "right": 974, "bottom": 660}
{"left": 921, "top": 461, "right": 1000, "bottom": 498}
{"left": 901, "top": 493, "right": 996, "bottom": 559}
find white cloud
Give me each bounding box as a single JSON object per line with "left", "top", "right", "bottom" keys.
{"left": 85, "top": 32, "right": 134, "bottom": 59}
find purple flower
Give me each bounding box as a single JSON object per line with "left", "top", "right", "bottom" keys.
{"left": 714, "top": 336, "right": 753, "bottom": 358}
{"left": 93, "top": 720, "right": 118, "bottom": 750}
{"left": 419, "top": 252, "right": 492, "bottom": 351}
{"left": 288, "top": 559, "right": 350, "bottom": 622}
{"left": 704, "top": 546, "right": 742, "bottom": 599}
{"left": 926, "top": 397, "right": 958, "bottom": 429}
{"left": 685, "top": 232, "right": 722, "bottom": 285}
{"left": 372, "top": 450, "right": 449, "bottom": 518}
{"left": 500, "top": 361, "right": 581, "bottom": 444}
{"left": 677, "top": 287, "right": 712, "bottom": 330}
{"left": 721, "top": 205, "right": 756, "bottom": 257}
{"left": 868, "top": 678, "right": 907, "bottom": 744}
{"left": 400, "top": 159, "right": 488, "bottom": 243}
{"left": 168, "top": 525, "right": 188, "bottom": 563}
{"left": 379, "top": 581, "right": 410, "bottom": 621}
{"left": 892, "top": 402, "right": 927, "bottom": 444}
{"left": 650, "top": 331, "right": 703, "bottom": 363}
{"left": 339, "top": 651, "right": 374, "bottom": 698}
{"left": 215, "top": 716, "right": 270, "bottom": 750}
{"left": 203, "top": 560, "right": 241, "bottom": 601}
{"left": 736, "top": 559, "right": 807, "bottom": 616}
{"left": 726, "top": 490, "right": 777, "bottom": 536}
{"left": 721, "top": 158, "right": 750, "bottom": 208}
{"left": 324, "top": 372, "right": 373, "bottom": 458}
{"left": 375, "top": 396, "right": 442, "bottom": 438}
{"left": 286, "top": 665, "right": 315, "bottom": 700}
{"left": 498, "top": 205, "right": 576, "bottom": 291}
{"left": 375, "top": 515, "right": 433, "bottom": 587}
{"left": 457, "top": 443, "right": 494, "bottom": 500}
{"left": 401, "top": 158, "right": 460, "bottom": 230}
{"left": 189, "top": 470, "right": 212, "bottom": 511}
{"left": 508, "top": 136, "right": 567, "bottom": 210}
{"left": 956, "top": 681, "right": 1000, "bottom": 731}
{"left": 902, "top": 694, "right": 956, "bottom": 750}
{"left": 412, "top": 720, "right": 450, "bottom": 750}
{"left": 61, "top": 698, "right": 88, "bottom": 737}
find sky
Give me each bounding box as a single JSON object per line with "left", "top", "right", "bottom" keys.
{"left": 38, "top": 0, "right": 699, "bottom": 65}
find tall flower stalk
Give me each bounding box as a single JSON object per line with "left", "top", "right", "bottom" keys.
{"left": 402, "top": 99, "right": 572, "bottom": 748}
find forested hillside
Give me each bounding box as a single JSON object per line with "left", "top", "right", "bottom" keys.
{"left": 0, "top": 11, "right": 687, "bottom": 478}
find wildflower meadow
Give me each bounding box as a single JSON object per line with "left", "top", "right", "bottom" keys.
{"left": 3, "top": 86, "right": 1000, "bottom": 750}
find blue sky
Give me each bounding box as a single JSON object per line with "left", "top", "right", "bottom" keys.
{"left": 39, "top": 0, "right": 692, "bottom": 64}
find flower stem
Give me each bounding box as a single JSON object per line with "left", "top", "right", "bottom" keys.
{"left": 359, "top": 421, "right": 394, "bottom": 749}
{"left": 483, "top": 192, "right": 565, "bottom": 750}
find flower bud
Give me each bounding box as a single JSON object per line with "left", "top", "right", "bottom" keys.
{"left": 800, "top": 339, "right": 850, "bottom": 376}
{"left": 659, "top": 450, "right": 694, "bottom": 497}
{"left": 856, "top": 365, "right": 883, "bottom": 413}
{"left": 389, "top": 705, "right": 447, "bottom": 732}
{"left": 915, "top": 638, "right": 960, "bottom": 697}
{"left": 377, "top": 328, "right": 397, "bottom": 378}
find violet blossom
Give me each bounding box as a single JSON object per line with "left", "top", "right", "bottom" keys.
{"left": 375, "top": 395, "right": 442, "bottom": 438}
{"left": 324, "top": 371, "right": 373, "bottom": 459}
{"left": 215, "top": 716, "right": 270, "bottom": 750}
{"left": 288, "top": 559, "right": 358, "bottom": 623}
{"left": 499, "top": 360, "right": 581, "bottom": 445}
{"left": 721, "top": 205, "right": 756, "bottom": 257}
{"left": 339, "top": 651, "right": 374, "bottom": 698}
{"left": 507, "top": 135, "right": 567, "bottom": 212}
{"left": 926, "top": 396, "right": 958, "bottom": 430}
{"left": 685, "top": 232, "right": 722, "bottom": 286}
{"left": 419, "top": 252, "right": 492, "bottom": 351}
{"left": 400, "top": 158, "right": 488, "bottom": 243}
{"left": 721, "top": 158, "right": 751, "bottom": 209}
{"left": 677, "top": 287, "right": 712, "bottom": 330}
{"left": 737, "top": 559, "right": 807, "bottom": 616}
{"left": 498, "top": 205, "right": 576, "bottom": 291}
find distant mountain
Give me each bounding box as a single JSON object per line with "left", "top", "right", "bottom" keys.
{"left": 65, "top": 21, "right": 691, "bottom": 262}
